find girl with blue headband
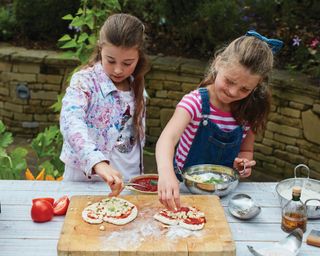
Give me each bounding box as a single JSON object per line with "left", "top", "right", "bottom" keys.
{"left": 156, "top": 31, "right": 283, "bottom": 210}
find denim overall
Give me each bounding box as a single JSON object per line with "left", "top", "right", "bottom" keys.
{"left": 175, "top": 87, "right": 243, "bottom": 180}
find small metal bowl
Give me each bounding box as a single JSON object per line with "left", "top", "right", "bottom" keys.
{"left": 228, "top": 194, "right": 261, "bottom": 220}
{"left": 182, "top": 164, "right": 239, "bottom": 197}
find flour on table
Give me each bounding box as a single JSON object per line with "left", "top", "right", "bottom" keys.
{"left": 257, "top": 247, "right": 296, "bottom": 256}
{"left": 100, "top": 207, "right": 204, "bottom": 250}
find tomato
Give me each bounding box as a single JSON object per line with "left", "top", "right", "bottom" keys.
{"left": 32, "top": 197, "right": 55, "bottom": 206}
{"left": 53, "top": 196, "right": 70, "bottom": 216}
{"left": 31, "top": 200, "right": 54, "bottom": 222}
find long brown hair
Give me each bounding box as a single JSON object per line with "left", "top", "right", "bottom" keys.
{"left": 86, "top": 13, "right": 150, "bottom": 138}
{"left": 199, "top": 36, "right": 274, "bottom": 133}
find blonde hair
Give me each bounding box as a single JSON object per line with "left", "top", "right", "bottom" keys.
{"left": 86, "top": 13, "right": 149, "bottom": 138}
{"left": 200, "top": 36, "right": 274, "bottom": 133}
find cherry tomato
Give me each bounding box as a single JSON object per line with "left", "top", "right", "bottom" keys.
{"left": 53, "top": 196, "right": 70, "bottom": 216}
{"left": 31, "top": 200, "right": 54, "bottom": 222}
{"left": 32, "top": 197, "right": 55, "bottom": 206}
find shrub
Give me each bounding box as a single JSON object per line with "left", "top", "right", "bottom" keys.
{"left": 13, "top": 0, "right": 80, "bottom": 41}
{"left": 0, "top": 4, "right": 16, "bottom": 40}
{"left": 0, "top": 120, "right": 27, "bottom": 180}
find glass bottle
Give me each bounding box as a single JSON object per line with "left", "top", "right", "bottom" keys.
{"left": 281, "top": 186, "right": 307, "bottom": 233}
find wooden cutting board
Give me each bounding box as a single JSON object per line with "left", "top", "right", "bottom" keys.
{"left": 57, "top": 195, "right": 235, "bottom": 256}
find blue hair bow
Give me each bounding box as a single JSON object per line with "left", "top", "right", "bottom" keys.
{"left": 246, "top": 30, "right": 284, "bottom": 54}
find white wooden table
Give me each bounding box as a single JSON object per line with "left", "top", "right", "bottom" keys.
{"left": 0, "top": 180, "right": 319, "bottom": 256}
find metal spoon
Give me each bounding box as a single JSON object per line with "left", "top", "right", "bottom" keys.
{"left": 228, "top": 193, "right": 261, "bottom": 219}
{"left": 247, "top": 228, "right": 303, "bottom": 256}
{"left": 239, "top": 160, "right": 246, "bottom": 176}
{"left": 124, "top": 182, "right": 148, "bottom": 189}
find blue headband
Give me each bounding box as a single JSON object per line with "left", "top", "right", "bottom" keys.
{"left": 246, "top": 30, "right": 284, "bottom": 54}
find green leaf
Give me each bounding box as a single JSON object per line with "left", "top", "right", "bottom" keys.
{"left": 10, "top": 147, "right": 28, "bottom": 159}
{"left": 88, "top": 34, "right": 97, "bottom": 45}
{"left": 0, "top": 148, "right": 12, "bottom": 168}
{"left": 0, "top": 131, "right": 13, "bottom": 148}
{"left": 70, "top": 16, "right": 85, "bottom": 27}
{"left": 50, "top": 93, "right": 64, "bottom": 113}
{"left": 60, "top": 39, "right": 78, "bottom": 49}
{"left": 40, "top": 160, "right": 54, "bottom": 174}
{"left": 0, "top": 148, "right": 9, "bottom": 158}
{"left": 0, "top": 120, "right": 6, "bottom": 133}
{"left": 77, "top": 33, "right": 89, "bottom": 43}
{"left": 62, "top": 14, "right": 74, "bottom": 20}
{"left": 85, "top": 15, "right": 94, "bottom": 30}
{"left": 58, "top": 34, "right": 72, "bottom": 42}
{"left": 76, "top": 8, "right": 83, "bottom": 15}
{"left": 60, "top": 51, "right": 77, "bottom": 59}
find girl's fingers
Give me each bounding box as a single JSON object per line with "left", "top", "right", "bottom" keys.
{"left": 166, "top": 190, "right": 177, "bottom": 211}
{"left": 173, "top": 188, "right": 181, "bottom": 209}
{"left": 103, "top": 172, "right": 124, "bottom": 196}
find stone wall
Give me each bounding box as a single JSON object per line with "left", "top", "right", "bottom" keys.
{"left": 0, "top": 45, "right": 319, "bottom": 181}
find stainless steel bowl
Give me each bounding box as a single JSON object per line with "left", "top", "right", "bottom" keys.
{"left": 276, "top": 164, "right": 320, "bottom": 219}
{"left": 182, "top": 164, "right": 239, "bottom": 197}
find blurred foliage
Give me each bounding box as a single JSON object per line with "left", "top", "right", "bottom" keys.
{"left": 0, "top": 4, "right": 15, "bottom": 40}
{"left": 0, "top": 121, "right": 27, "bottom": 180}
{"left": 58, "top": 0, "right": 121, "bottom": 63}
{"left": 31, "top": 125, "right": 64, "bottom": 179}
{"left": 1, "top": 0, "right": 318, "bottom": 77}
{"left": 13, "top": 0, "right": 80, "bottom": 41}
{"left": 121, "top": 0, "right": 320, "bottom": 78}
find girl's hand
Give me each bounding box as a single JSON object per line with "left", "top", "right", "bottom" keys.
{"left": 158, "top": 171, "right": 181, "bottom": 211}
{"left": 233, "top": 157, "right": 256, "bottom": 178}
{"left": 93, "top": 162, "right": 124, "bottom": 196}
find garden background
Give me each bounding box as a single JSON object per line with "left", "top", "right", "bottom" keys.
{"left": 0, "top": 0, "right": 319, "bottom": 181}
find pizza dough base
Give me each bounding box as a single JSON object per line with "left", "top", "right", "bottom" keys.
{"left": 82, "top": 198, "right": 138, "bottom": 225}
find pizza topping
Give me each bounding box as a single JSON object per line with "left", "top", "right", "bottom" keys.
{"left": 82, "top": 197, "right": 138, "bottom": 225}
{"left": 154, "top": 206, "right": 206, "bottom": 230}
{"left": 87, "top": 210, "right": 102, "bottom": 220}
{"left": 182, "top": 217, "right": 206, "bottom": 225}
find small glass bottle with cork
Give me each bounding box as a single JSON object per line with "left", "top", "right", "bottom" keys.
{"left": 281, "top": 186, "right": 307, "bottom": 233}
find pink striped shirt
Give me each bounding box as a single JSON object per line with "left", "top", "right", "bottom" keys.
{"left": 175, "top": 89, "right": 250, "bottom": 169}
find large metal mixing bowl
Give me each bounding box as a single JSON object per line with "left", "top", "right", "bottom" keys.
{"left": 182, "top": 164, "right": 239, "bottom": 197}
{"left": 276, "top": 164, "right": 320, "bottom": 219}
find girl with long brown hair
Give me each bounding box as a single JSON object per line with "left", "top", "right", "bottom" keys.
{"left": 60, "top": 13, "right": 149, "bottom": 196}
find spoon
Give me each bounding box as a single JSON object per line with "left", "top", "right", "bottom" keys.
{"left": 239, "top": 160, "right": 246, "bottom": 176}
{"left": 247, "top": 228, "right": 303, "bottom": 256}
{"left": 228, "top": 193, "right": 261, "bottom": 219}
{"left": 124, "top": 182, "right": 148, "bottom": 189}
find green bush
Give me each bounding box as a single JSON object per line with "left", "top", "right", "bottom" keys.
{"left": 14, "top": 0, "right": 80, "bottom": 41}
{"left": 0, "top": 120, "right": 27, "bottom": 180}
{"left": 0, "top": 4, "right": 16, "bottom": 40}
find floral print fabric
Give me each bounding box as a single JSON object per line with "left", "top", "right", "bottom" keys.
{"left": 60, "top": 62, "right": 144, "bottom": 178}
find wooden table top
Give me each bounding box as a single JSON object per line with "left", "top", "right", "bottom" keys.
{"left": 0, "top": 180, "right": 319, "bottom": 256}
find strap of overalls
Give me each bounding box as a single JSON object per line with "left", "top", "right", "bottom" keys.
{"left": 198, "top": 87, "right": 210, "bottom": 125}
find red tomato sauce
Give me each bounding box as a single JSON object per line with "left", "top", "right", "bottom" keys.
{"left": 132, "top": 177, "right": 158, "bottom": 192}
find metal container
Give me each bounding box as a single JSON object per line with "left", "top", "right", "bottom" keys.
{"left": 182, "top": 164, "right": 239, "bottom": 197}
{"left": 276, "top": 164, "right": 320, "bottom": 219}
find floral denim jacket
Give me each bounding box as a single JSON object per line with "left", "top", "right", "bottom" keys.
{"left": 60, "top": 62, "right": 145, "bottom": 176}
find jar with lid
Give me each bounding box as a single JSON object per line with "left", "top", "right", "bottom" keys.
{"left": 281, "top": 186, "right": 307, "bottom": 233}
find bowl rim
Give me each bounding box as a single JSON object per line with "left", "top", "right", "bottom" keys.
{"left": 183, "top": 164, "right": 239, "bottom": 184}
